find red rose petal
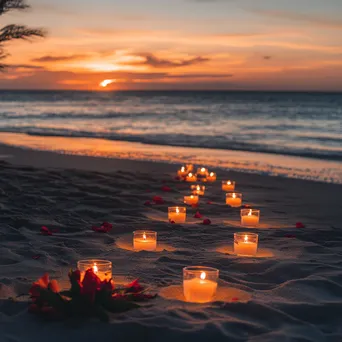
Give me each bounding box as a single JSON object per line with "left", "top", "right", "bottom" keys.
{"left": 296, "top": 222, "right": 305, "bottom": 228}
{"left": 194, "top": 211, "right": 203, "bottom": 219}
{"left": 169, "top": 220, "right": 175, "bottom": 224}
{"left": 207, "top": 201, "right": 213, "bottom": 205}
{"left": 153, "top": 196, "right": 164, "bottom": 205}
{"left": 41, "top": 226, "right": 52, "bottom": 236}
{"left": 144, "top": 200, "right": 152, "bottom": 206}
{"left": 203, "top": 219, "right": 211, "bottom": 225}
{"left": 161, "top": 186, "right": 172, "bottom": 192}
{"left": 92, "top": 222, "right": 112, "bottom": 233}
{"left": 32, "top": 254, "right": 41, "bottom": 260}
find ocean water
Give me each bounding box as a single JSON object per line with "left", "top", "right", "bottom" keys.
{"left": 0, "top": 90, "right": 341, "bottom": 183}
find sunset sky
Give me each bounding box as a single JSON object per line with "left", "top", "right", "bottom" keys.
{"left": 1, "top": 0, "right": 342, "bottom": 91}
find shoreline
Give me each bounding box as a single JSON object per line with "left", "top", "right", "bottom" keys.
{"left": 0, "top": 132, "right": 341, "bottom": 184}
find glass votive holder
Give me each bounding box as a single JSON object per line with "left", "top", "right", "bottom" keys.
{"left": 226, "top": 192, "right": 242, "bottom": 207}
{"left": 184, "top": 194, "right": 199, "bottom": 205}
{"left": 186, "top": 173, "right": 197, "bottom": 182}
{"left": 168, "top": 206, "right": 186, "bottom": 223}
{"left": 206, "top": 172, "right": 217, "bottom": 182}
{"left": 234, "top": 232, "right": 258, "bottom": 256}
{"left": 222, "top": 180, "right": 236, "bottom": 192}
{"left": 197, "top": 167, "right": 208, "bottom": 177}
{"left": 133, "top": 230, "right": 157, "bottom": 251}
{"left": 241, "top": 209, "right": 260, "bottom": 227}
{"left": 77, "top": 259, "right": 112, "bottom": 281}
{"left": 183, "top": 266, "right": 219, "bottom": 303}
{"left": 191, "top": 184, "right": 205, "bottom": 196}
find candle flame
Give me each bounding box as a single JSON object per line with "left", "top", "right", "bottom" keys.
{"left": 143, "top": 232, "right": 147, "bottom": 240}
{"left": 248, "top": 209, "right": 252, "bottom": 216}
{"left": 93, "top": 263, "right": 98, "bottom": 274}
{"left": 181, "top": 167, "right": 185, "bottom": 172}
{"left": 188, "top": 173, "right": 193, "bottom": 177}
{"left": 210, "top": 172, "right": 214, "bottom": 177}
{"left": 244, "top": 235, "right": 248, "bottom": 243}
{"left": 200, "top": 272, "right": 206, "bottom": 280}
{"left": 176, "top": 207, "right": 179, "bottom": 214}
{"left": 191, "top": 195, "right": 194, "bottom": 199}
{"left": 233, "top": 193, "right": 236, "bottom": 199}
{"left": 227, "top": 181, "right": 231, "bottom": 185}
{"left": 201, "top": 168, "right": 205, "bottom": 172}
{"left": 197, "top": 185, "right": 200, "bottom": 190}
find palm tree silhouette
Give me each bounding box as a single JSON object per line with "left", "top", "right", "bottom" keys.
{"left": 0, "top": 0, "right": 45, "bottom": 70}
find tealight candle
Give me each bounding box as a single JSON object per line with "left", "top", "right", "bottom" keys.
{"left": 177, "top": 166, "right": 188, "bottom": 178}
{"left": 183, "top": 266, "right": 219, "bottom": 303}
{"left": 133, "top": 230, "right": 157, "bottom": 251}
{"left": 186, "top": 173, "right": 197, "bottom": 182}
{"left": 191, "top": 185, "right": 205, "bottom": 196}
{"left": 184, "top": 195, "right": 199, "bottom": 205}
{"left": 241, "top": 209, "right": 260, "bottom": 227}
{"left": 222, "top": 180, "right": 236, "bottom": 192}
{"left": 168, "top": 206, "right": 186, "bottom": 223}
{"left": 234, "top": 233, "right": 258, "bottom": 256}
{"left": 77, "top": 259, "right": 112, "bottom": 281}
{"left": 226, "top": 192, "right": 242, "bottom": 207}
{"left": 197, "top": 167, "right": 208, "bottom": 177}
{"left": 206, "top": 172, "right": 217, "bottom": 182}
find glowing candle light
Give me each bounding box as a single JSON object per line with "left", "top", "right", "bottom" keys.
{"left": 222, "top": 180, "right": 236, "bottom": 192}
{"left": 191, "top": 184, "right": 205, "bottom": 196}
{"left": 206, "top": 172, "right": 217, "bottom": 182}
{"left": 183, "top": 266, "right": 219, "bottom": 303}
{"left": 186, "top": 173, "right": 197, "bottom": 182}
{"left": 197, "top": 167, "right": 208, "bottom": 177}
{"left": 226, "top": 192, "right": 242, "bottom": 207}
{"left": 133, "top": 230, "right": 157, "bottom": 251}
{"left": 234, "top": 233, "right": 258, "bottom": 256}
{"left": 177, "top": 166, "right": 188, "bottom": 178}
{"left": 241, "top": 209, "right": 260, "bottom": 227}
{"left": 168, "top": 207, "right": 186, "bottom": 223}
{"left": 77, "top": 259, "right": 112, "bottom": 281}
{"left": 184, "top": 194, "right": 199, "bottom": 205}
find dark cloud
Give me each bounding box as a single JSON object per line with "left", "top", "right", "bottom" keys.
{"left": 6, "top": 64, "right": 45, "bottom": 70}
{"left": 134, "top": 53, "right": 210, "bottom": 68}
{"left": 32, "top": 54, "right": 88, "bottom": 63}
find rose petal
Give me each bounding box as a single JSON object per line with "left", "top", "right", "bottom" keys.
{"left": 161, "top": 186, "right": 172, "bottom": 192}
{"left": 41, "top": 226, "right": 52, "bottom": 236}
{"left": 194, "top": 211, "right": 203, "bottom": 219}
{"left": 169, "top": 220, "right": 175, "bottom": 224}
{"left": 32, "top": 254, "right": 41, "bottom": 260}
{"left": 296, "top": 222, "right": 305, "bottom": 228}
{"left": 144, "top": 201, "right": 152, "bottom": 206}
{"left": 203, "top": 219, "right": 211, "bottom": 225}
{"left": 153, "top": 196, "right": 164, "bottom": 205}
{"left": 207, "top": 201, "right": 213, "bottom": 205}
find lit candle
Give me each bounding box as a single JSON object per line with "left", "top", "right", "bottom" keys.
{"left": 77, "top": 259, "right": 112, "bottom": 281}
{"left": 184, "top": 195, "right": 199, "bottom": 205}
{"left": 168, "top": 207, "right": 186, "bottom": 223}
{"left": 133, "top": 230, "right": 157, "bottom": 251}
{"left": 197, "top": 167, "right": 208, "bottom": 177}
{"left": 222, "top": 180, "right": 235, "bottom": 192}
{"left": 241, "top": 209, "right": 260, "bottom": 227}
{"left": 234, "top": 233, "right": 258, "bottom": 256}
{"left": 186, "top": 173, "right": 197, "bottom": 182}
{"left": 183, "top": 266, "right": 219, "bottom": 303}
{"left": 226, "top": 192, "right": 242, "bottom": 207}
{"left": 191, "top": 185, "right": 205, "bottom": 196}
{"left": 206, "top": 172, "right": 217, "bottom": 182}
{"left": 177, "top": 166, "right": 188, "bottom": 178}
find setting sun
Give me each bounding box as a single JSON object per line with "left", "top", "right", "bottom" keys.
{"left": 100, "top": 79, "right": 116, "bottom": 88}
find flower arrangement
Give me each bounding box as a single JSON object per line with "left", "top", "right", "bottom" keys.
{"left": 29, "top": 269, "right": 155, "bottom": 322}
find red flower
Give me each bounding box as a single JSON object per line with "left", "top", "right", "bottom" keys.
{"left": 81, "top": 269, "right": 101, "bottom": 302}
{"left": 144, "top": 200, "right": 152, "bottom": 206}
{"left": 161, "top": 186, "right": 172, "bottom": 192}
{"left": 203, "top": 219, "right": 211, "bottom": 225}
{"left": 41, "top": 226, "right": 52, "bottom": 236}
{"left": 194, "top": 211, "right": 203, "bottom": 219}
{"left": 153, "top": 196, "right": 164, "bottom": 205}
{"left": 207, "top": 201, "right": 213, "bottom": 205}
{"left": 126, "top": 279, "right": 143, "bottom": 293}
{"left": 296, "top": 222, "right": 305, "bottom": 228}
{"left": 92, "top": 222, "right": 112, "bottom": 233}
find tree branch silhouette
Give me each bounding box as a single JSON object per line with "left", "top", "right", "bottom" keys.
{"left": 0, "top": 0, "right": 45, "bottom": 70}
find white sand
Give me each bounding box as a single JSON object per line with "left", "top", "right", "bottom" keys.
{"left": 0, "top": 145, "right": 342, "bottom": 342}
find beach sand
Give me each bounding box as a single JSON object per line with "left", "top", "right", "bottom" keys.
{"left": 1, "top": 144, "right": 342, "bottom": 342}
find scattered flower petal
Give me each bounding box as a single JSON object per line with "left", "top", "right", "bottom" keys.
{"left": 194, "top": 211, "right": 203, "bottom": 219}
{"left": 144, "top": 201, "right": 152, "bottom": 206}
{"left": 169, "top": 220, "right": 175, "bottom": 224}
{"left": 207, "top": 201, "right": 213, "bottom": 205}
{"left": 41, "top": 226, "right": 52, "bottom": 236}
{"left": 203, "top": 219, "right": 211, "bottom": 225}
{"left": 153, "top": 196, "right": 164, "bottom": 205}
{"left": 32, "top": 254, "right": 41, "bottom": 260}
{"left": 296, "top": 222, "right": 305, "bottom": 228}
{"left": 92, "top": 222, "right": 112, "bottom": 233}
{"left": 161, "top": 186, "right": 172, "bottom": 192}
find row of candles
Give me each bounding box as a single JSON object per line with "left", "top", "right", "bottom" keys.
{"left": 79, "top": 164, "right": 262, "bottom": 304}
